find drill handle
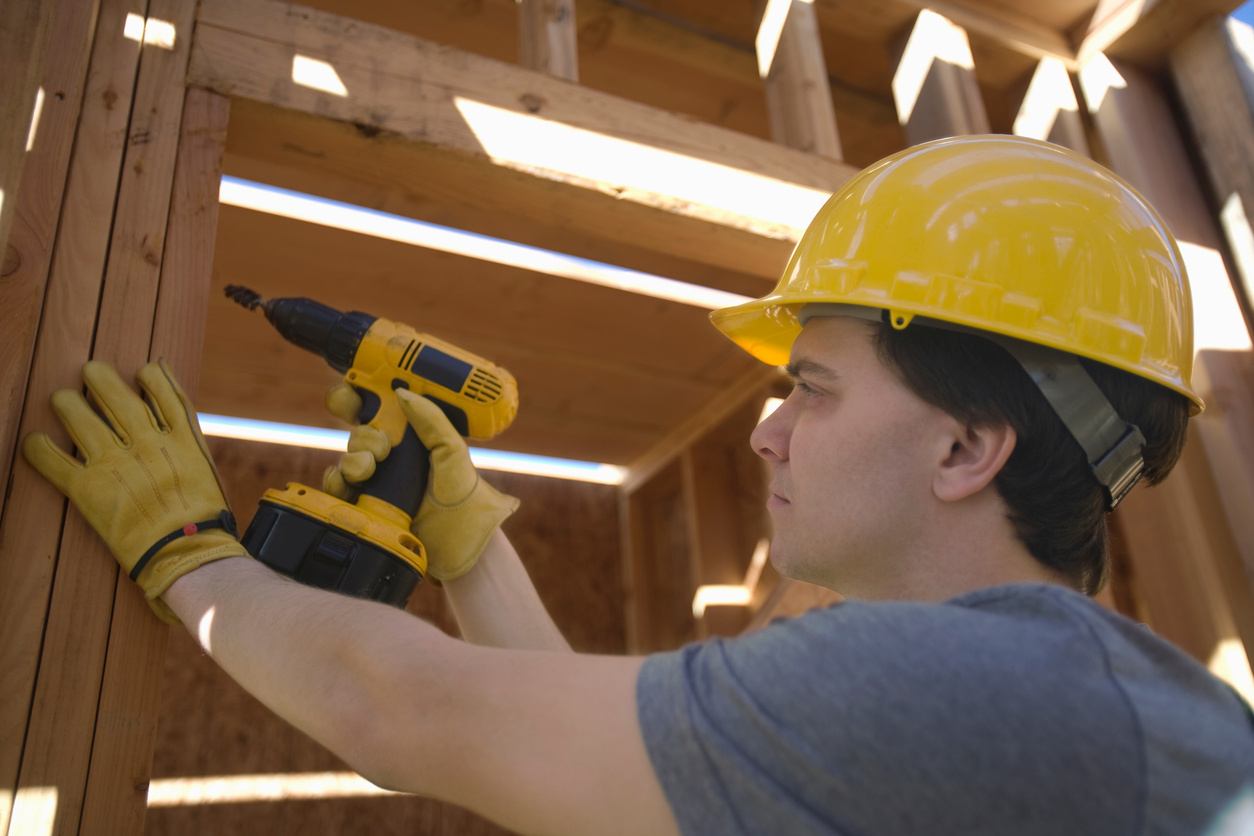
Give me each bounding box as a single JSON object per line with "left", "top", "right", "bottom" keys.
{"left": 354, "top": 388, "right": 430, "bottom": 521}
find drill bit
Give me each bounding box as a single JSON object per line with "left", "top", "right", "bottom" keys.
{"left": 224, "top": 285, "right": 265, "bottom": 311}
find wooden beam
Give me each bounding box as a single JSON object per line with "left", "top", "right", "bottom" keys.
{"left": 1078, "top": 54, "right": 1254, "bottom": 692}
{"left": 683, "top": 397, "right": 771, "bottom": 639}
{"left": 0, "top": 0, "right": 55, "bottom": 260}
{"left": 1010, "top": 57, "right": 1091, "bottom": 155}
{"left": 188, "top": 0, "right": 855, "bottom": 278}
{"left": 881, "top": 0, "right": 1076, "bottom": 67}
{"left": 1191, "top": 349, "right": 1254, "bottom": 687}
{"left": 619, "top": 461, "right": 695, "bottom": 653}
{"left": 759, "top": 0, "right": 842, "bottom": 160}
{"left": 621, "top": 364, "right": 784, "bottom": 494}
{"left": 80, "top": 87, "right": 229, "bottom": 835}
{"left": 1170, "top": 16, "right": 1254, "bottom": 324}
{"left": 0, "top": 0, "right": 100, "bottom": 527}
{"left": 1077, "top": 0, "right": 1245, "bottom": 69}
{"left": 5, "top": 0, "right": 206, "bottom": 832}
{"left": 519, "top": 0, "right": 579, "bottom": 82}
{"left": 891, "top": 10, "right": 991, "bottom": 145}
{"left": 0, "top": 0, "right": 144, "bottom": 829}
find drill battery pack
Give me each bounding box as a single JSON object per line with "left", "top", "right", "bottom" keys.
{"left": 241, "top": 483, "right": 427, "bottom": 608}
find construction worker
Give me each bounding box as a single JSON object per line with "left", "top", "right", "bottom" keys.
{"left": 23, "top": 135, "right": 1254, "bottom": 834}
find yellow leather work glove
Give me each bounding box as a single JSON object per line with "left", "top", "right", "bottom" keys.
{"left": 22, "top": 360, "right": 245, "bottom": 623}
{"left": 322, "top": 383, "right": 519, "bottom": 581}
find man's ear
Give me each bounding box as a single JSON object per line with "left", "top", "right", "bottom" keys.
{"left": 933, "top": 421, "right": 1016, "bottom": 502}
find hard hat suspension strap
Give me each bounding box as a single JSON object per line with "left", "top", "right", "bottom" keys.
{"left": 797, "top": 303, "right": 1145, "bottom": 509}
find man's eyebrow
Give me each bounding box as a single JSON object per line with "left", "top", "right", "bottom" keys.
{"left": 784, "top": 359, "right": 839, "bottom": 381}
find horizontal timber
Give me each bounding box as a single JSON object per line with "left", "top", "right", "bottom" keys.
{"left": 189, "top": 0, "right": 857, "bottom": 280}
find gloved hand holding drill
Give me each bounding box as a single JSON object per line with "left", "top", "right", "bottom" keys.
{"left": 22, "top": 360, "right": 245, "bottom": 624}
{"left": 323, "top": 382, "right": 519, "bottom": 581}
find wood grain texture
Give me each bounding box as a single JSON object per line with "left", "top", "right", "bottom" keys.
{"left": 1082, "top": 60, "right": 1252, "bottom": 681}
{"left": 1171, "top": 17, "right": 1254, "bottom": 321}
{"left": 1078, "top": 0, "right": 1244, "bottom": 69}
{"left": 0, "top": 0, "right": 55, "bottom": 259}
{"left": 892, "top": 10, "right": 992, "bottom": 145}
{"left": 518, "top": 0, "right": 579, "bottom": 81}
{"left": 0, "top": 0, "right": 99, "bottom": 530}
{"left": 188, "top": 0, "right": 854, "bottom": 253}
{"left": 0, "top": 1, "right": 145, "bottom": 831}
{"left": 1192, "top": 349, "right": 1254, "bottom": 671}
{"left": 80, "top": 86, "right": 229, "bottom": 836}
{"left": 762, "top": 0, "right": 843, "bottom": 160}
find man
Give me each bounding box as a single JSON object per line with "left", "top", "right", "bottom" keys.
{"left": 24, "top": 136, "right": 1254, "bottom": 834}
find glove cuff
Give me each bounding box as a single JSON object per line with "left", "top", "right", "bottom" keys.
{"left": 426, "top": 482, "right": 520, "bottom": 581}
{"left": 130, "top": 510, "right": 238, "bottom": 581}
{"left": 135, "top": 524, "right": 250, "bottom": 625}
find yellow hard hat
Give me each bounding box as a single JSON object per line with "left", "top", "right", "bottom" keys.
{"left": 711, "top": 135, "right": 1202, "bottom": 414}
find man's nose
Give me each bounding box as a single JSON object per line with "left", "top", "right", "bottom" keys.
{"left": 751, "top": 396, "right": 791, "bottom": 462}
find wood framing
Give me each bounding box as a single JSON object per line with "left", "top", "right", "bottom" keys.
{"left": 3, "top": 0, "right": 1254, "bottom": 831}
{"left": 187, "top": 0, "right": 857, "bottom": 279}
{"left": 518, "top": 0, "right": 579, "bottom": 81}
{"left": 1079, "top": 54, "right": 1254, "bottom": 681}
{"left": 1, "top": 1, "right": 228, "bottom": 832}
{"left": 892, "top": 10, "right": 991, "bottom": 144}
{"left": 0, "top": 0, "right": 55, "bottom": 260}
{"left": 1170, "top": 16, "right": 1254, "bottom": 322}
{"left": 760, "top": 0, "right": 843, "bottom": 160}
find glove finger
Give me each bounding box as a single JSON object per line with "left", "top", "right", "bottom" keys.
{"left": 140, "top": 359, "right": 234, "bottom": 504}
{"left": 395, "top": 389, "right": 466, "bottom": 457}
{"left": 50, "top": 388, "right": 118, "bottom": 461}
{"left": 136, "top": 360, "right": 191, "bottom": 436}
{"left": 323, "top": 465, "right": 353, "bottom": 499}
{"left": 83, "top": 361, "right": 154, "bottom": 442}
{"left": 22, "top": 431, "right": 82, "bottom": 493}
{"left": 325, "top": 383, "right": 363, "bottom": 425}
{"left": 339, "top": 450, "right": 376, "bottom": 484}
{"left": 346, "top": 424, "right": 391, "bottom": 460}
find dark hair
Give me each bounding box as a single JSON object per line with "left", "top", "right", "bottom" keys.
{"left": 871, "top": 323, "right": 1191, "bottom": 595}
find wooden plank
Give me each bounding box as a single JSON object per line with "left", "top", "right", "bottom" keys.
{"left": 188, "top": 0, "right": 854, "bottom": 271}
{"left": 621, "top": 364, "right": 784, "bottom": 494}
{"left": 684, "top": 397, "right": 771, "bottom": 638}
{"left": 891, "top": 10, "right": 991, "bottom": 145}
{"left": 1170, "top": 17, "right": 1254, "bottom": 321}
{"left": 0, "top": 0, "right": 56, "bottom": 258}
{"left": 1010, "top": 57, "right": 1091, "bottom": 154}
{"left": 518, "top": 0, "right": 578, "bottom": 82}
{"left": 219, "top": 99, "right": 788, "bottom": 285}
{"left": 80, "top": 87, "right": 228, "bottom": 836}
{"left": 620, "top": 461, "right": 696, "bottom": 653}
{"left": 1077, "top": 0, "right": 1244, "bottom": 69}
{"left": 1191, "top": 349, "right": 1254, "bottom": 683}
{"left": 10, "top": 0, "right": 199, "bottom": 831}
{"left": 0, "top": 0, "right": 101, "bottom": 526}
{"left": 1080, "top": 56, "right": 1254, "bottom": 690}
{"left": 760, "top": 0, "right": 842, "bottom": 160}
{"left": 0, "top": 0, "right": 146, "bottom": 831}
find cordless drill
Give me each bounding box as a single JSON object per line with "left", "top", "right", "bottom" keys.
{"left": 225, "top": 286, "right": 518, "bottom": 607}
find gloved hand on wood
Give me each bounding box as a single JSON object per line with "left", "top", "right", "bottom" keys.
{"left": 22, "top": 360, "right": 245, "bottom": 623}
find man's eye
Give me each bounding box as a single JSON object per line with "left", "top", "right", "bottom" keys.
{"left": 795, "top": 381, "right": 817, "bottom": 396}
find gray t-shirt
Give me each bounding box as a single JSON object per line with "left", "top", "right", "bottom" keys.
{"left": 638, "top": 584, "right": 1254, "bottom": 835}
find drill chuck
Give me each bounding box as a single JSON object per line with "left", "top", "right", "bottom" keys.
{"left": 262, "top": 296, "right": 375, "bottom": 374}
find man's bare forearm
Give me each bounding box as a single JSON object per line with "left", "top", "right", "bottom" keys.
{"left": 162, "top": 556, "right": 463, "bottom": 788}
{"left": 443, "top": 529, "right": 571, "bottom": 652}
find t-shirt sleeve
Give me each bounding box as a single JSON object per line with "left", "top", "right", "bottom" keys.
{"left": 635, "top": 598, "right": 1140, "bottom": 836}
